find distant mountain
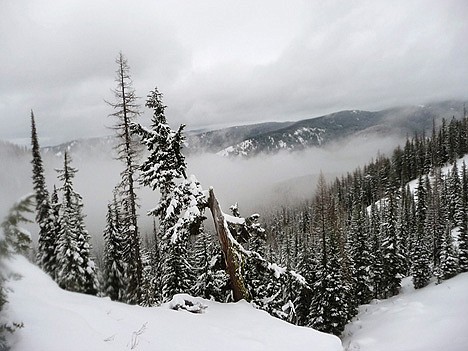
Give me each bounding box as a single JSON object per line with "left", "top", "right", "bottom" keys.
{"left": 7, "top": 100, "right": 465, "bottom": 160}
{"left": 188, "top": 101, "right": 465, "bottom": 157}
{"left": 42, "top": 135, "right": 116, "bottom": 161}
{"left": 184, "top": 121, "right": 295, "bottom": 154}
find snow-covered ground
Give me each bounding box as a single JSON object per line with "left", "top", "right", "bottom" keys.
{"left": 342, "top": 273, "right": 468, "bottom": 351}
{"left": 4, "top": 255, "right": 468, "bottom": 351}
{"left": 3, "top": 256, "right": 342, "bottom": 351}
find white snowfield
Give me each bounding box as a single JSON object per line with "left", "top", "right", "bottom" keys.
{"left": 4, "top": 256, "right": 342, "bottom": 351}
{"left": 342, "top": 273, "right": 468, "bottom": 351}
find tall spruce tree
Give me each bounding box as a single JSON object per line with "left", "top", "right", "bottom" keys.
{"left": 412, "top": 176, "right": 432, "bottom": 289}
{"left": 436, "top": 226, "right": 459, "bottom": 281}
{"left": 459, "top": 162, "right": 468, "bottom": 271}
{"left": 101, "top": 200, "right": 127, "bottom": 301}
{"left": 107, "top": 52, "right": 142, "bottom": 304}
{"left": 55, "top": 152, "right": 99, "bottom": 295}
{"left": 348, "top": 205, "right": 373, "bottom": 304}
{"left": 380, "top": 192, "right": 404, "bottom": 298}
{"left": 132, "top": 88, "right": 200, "bottom": 301}
{"left": 31, "top": 111, "right": 57, "bottom": 277}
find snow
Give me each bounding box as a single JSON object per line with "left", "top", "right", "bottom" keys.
{"left": 267, "top": 263, "right": 287, "bottom": 279}
{"left": 342, "top": 273, "right": 468, "bottom": 351}
{"left": 4, "top": 256, "right": 342, "bottom": 351}
{"left": 407, "top": 154, "right": 468, "bottom": 194}
{"left": 223, "top": 212, "right": 246, "bottom": 225}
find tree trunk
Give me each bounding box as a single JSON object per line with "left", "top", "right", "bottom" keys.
{"left": 207, "top": 188, "right": 250, "bottom": 302}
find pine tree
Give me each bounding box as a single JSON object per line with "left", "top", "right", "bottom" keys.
{"left": 31, "top": 111, "right": 57, "bottom": 277}
{"left": 459, "top": 162, "right": 468, "bottom": 271}
{"left": 133, "top": 88, "right": 200, "bottom": 301}
{"left": 369, "top": 202, "right": 384, "bottom": 298}
{"left": 0, "top": 195, "right": 34, "bottom": 256}
{"left": 107, "top": 52, "right": 143, "bottom": 304}
{"left": 192, "top": 231, "right": 229, "bottom": 301}
{"left": 380, "top": 193, "right": 404, "bottom": 298}
{"left": 447, "top": 162, "right": 464, "bottom": 227}
{"left": 348, "top": 205, "right": 373, "bottom": 304}
{"left": 294, "top": 240, "right": 318, "bottom": 326}
{"left": 436, "top": 226, "right": 459, "bottom": 281}
{"left": 308, "top": 237, "right": 349, "bottom": 336}
{"left": 412, "top": 176, "right": 432, "bottom": 289}
{"left": 140, "top": 247, "right": 158, "bottom": 307}
{"left": 55, "top": 152, "right": 99, "bottom": 295}
{"left": 101, "top": 201, "right": 127, "bottom": 301}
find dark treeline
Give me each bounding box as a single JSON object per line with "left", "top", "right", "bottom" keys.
{"left": 26, "top": 53, "right": 468, "bottom": 337}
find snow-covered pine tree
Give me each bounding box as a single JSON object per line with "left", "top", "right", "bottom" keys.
{"left": 369, "top": 201, "right": 384, "bottom": 298}
{"left": 308, "top": 233, "right": 350, "bottom": 336}
{"left": 55, "top": 152, "right": 99, "bottom": 295}
{"left": 380, "top": 192, "right": 404, "bottom": 298}
{"left": 140, "top": 246, "right": 158, "bottom": 307}
{"left": 294, "top": 238, "right": 318, "bottom": 326}
{"left": 1, "top": 195, "right": 40, "bottom": 349}
{"left": 308, "top": 177, "right": 350, "bottom": 336}
{"left": 191, "top": 230, "right": 230, "bottom": 301}
{"left": 436, "top": 226, "right": 459, "bottom": 281}
{"left": 397, "top": 185, "right": 414, "bottom": 276}
{"left": 459, "top": 162, "right": 468, "bottom": 271}
{"left": 101, "top": 200, "right": 127, "bottom": 301}
{"left": 31, "top": 111, "right": 57, "bottom": 277}
{"left": 0, "top": 194, "right": 34, "bottom": 256}
{"left": 348, "top": 205, "right": 373, "bottom": 305}
{"left": 107, "top": 52, "right": 143, "bottom": 304}
{"left": 412, "top": 175, "right": 432, "bottom": 289}
{"left": 132, "top": 88, "right": 203, "bottom": 301}
{"left": 447, "top": 162, "right": 464, "bottom": 227}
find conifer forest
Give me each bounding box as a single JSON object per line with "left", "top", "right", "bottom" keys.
{"left": 7, "top": 53, "right": 466, "bottom": 341}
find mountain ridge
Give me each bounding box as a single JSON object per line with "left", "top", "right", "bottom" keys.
{"left": 2, "top": 100, "right": 465, "bottom": 158}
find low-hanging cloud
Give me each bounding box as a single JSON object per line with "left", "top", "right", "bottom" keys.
{"left": 0, "top": 132, "right": 403, "bottom": 251}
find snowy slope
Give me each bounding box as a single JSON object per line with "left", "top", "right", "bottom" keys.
{"left": 342, "top": 274, "right": 468, "bottom": 351}
{"left": 3, "top": 256, "right": 342, "bottom": 351}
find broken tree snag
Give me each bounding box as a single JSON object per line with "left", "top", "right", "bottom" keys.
{"left": 207, "top": 188, "right": 250, "bottom": 302}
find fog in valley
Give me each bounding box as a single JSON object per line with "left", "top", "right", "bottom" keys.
{"left": 0, "top": 132, "right": 403, "bottom": 254}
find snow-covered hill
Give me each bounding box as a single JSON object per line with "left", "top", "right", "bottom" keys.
{"left": 342, "top": 274, "right": 468, "bottom": 351}
{"left": 3, "top": 256, "right": 342, "bottom": 351}
{"left": 6, "top": 255, "right": 468, "bottom": 351}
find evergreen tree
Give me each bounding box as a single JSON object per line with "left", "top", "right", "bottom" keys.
{"left": 294, "top": 240, "right": 318, "bottom": 326}
{"left": 192, "top": 231, "right": 229, "bottom": 301}
{"left": 447, "top": 162, "right": 463, "bottom": 227}
{"left": 0, "top": 195, "right": 34, "bottom": 256}
{"left": 436, "top": 226, "right": 459, "bottom": 281}
{"left": 369, "top": 202, "right": 384, "bottom": 298}
{"left": 1, "top": 195, "right": 39, "bottom": 349}
{"left": 101, "top": 201, "right": 127, "bottom": 301}
{"left": 140, "top": 247, "right": 158, "bottom": 307}
{"left": 412, "top": 176, "right": 432, "bottom": 289}
{"left": 31, "top": 111, "right": 57, "bottom": 277}
{"left": 107, "top": 52, "right": 142, "bottom": 304}
{"left": 348, "top": 206, "right": 373, "bottom": 304}
{"left": 380, "top": 193, "right": 404, "bottom": 298}
{"left": 459, "top": 162, "right": 468, "bottom": 271}
{"left": 55, "top": 152, "right": 99, "bottom": 295}
{"left": 133, "top": 88, "right": 200, "bottom": 301}
{"left": 308, "top": 237, "right": 349, "bottom": 336}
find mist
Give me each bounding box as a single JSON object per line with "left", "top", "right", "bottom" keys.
{"left": 0, "top": 132, "right": 403, "bottom": 252}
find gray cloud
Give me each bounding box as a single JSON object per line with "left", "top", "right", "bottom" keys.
{"left": 1, "top": 0, "right": 467, "bottom": 145}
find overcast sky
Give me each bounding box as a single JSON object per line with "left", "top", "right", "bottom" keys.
{"left": 1, "top": 0, "right": 467, "bottom": 146}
